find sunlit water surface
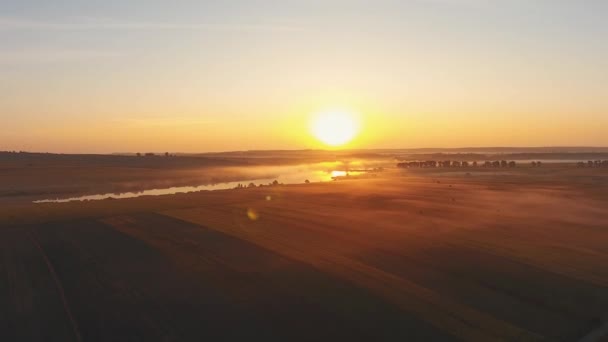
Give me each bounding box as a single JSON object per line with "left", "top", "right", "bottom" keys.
{"left": 34, "top": 163, "right": 368, "bottom": 203}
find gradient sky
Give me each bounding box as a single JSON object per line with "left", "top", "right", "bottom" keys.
{"left": 1, "top": 0, "right": 607, "bottom": 153}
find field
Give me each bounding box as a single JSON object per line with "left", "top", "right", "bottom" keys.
{"left": 1, "top": 155, "right": 608, "bottom": 341}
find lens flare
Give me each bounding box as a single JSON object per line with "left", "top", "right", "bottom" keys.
{"left": 247, "top": 208, "right": 259, "bottom": 221}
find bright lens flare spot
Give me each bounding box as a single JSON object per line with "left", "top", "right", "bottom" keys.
{"left": 247, "top": 208, "right": 259, "bottom": 221}
{"left": 311, "top": 110, "right": 360, "bottom": 147}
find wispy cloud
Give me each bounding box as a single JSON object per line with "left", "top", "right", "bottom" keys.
{"left": 416, "top": 0, "right": 493, "bottom": 6}
{"left": 114, "top": 117, "right": 219, "bottom": 127}
{"left": 0, "top": 16, "right": 305, "bottom": 32}
{"left": 0, "top": 48, "right": 123, "bottom": 64}
{"left": 0, "top": 15, "right": 304, "bottom": 64}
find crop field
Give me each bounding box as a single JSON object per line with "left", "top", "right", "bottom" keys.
{"left": 1, "top": 168, "right": 608, "bottom": 341}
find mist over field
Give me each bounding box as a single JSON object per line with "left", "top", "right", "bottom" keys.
{"left": 2, "top": 149, "right": 608, "bottom": 341}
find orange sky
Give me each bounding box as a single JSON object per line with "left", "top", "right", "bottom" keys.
{"left": 2, "top": 1, "right": 607, "bottom": 153}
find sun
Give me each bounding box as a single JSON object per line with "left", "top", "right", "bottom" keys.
{"left": 310, "top": 110, "right": 360, "bottom": 147}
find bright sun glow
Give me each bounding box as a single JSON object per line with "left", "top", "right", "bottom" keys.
{"left": 311, "top": 110, "right": 360, "bottom": 147}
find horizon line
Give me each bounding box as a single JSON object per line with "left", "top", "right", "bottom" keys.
{"left": 3, "top": 146, "right": 608, "bottom": 156}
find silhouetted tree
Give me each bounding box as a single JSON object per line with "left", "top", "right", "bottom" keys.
{"left": 508, "top": 161, "right": 516, "bottom": 168}
{"left": 472, "top": 161, "right": 478, "bottom": 167}
{"left": 305, "top": 179, "right": 310, "bottom": 184}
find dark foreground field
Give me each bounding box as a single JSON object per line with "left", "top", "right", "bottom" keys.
{"left": 1, "top": 167, "right": 608, "bottom": 341}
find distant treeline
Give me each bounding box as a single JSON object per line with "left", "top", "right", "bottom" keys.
{"left": 397, "top": 160, "right": 519, "bottom": 168}
{"left": 389, "top": 147, "right": 608, "bottom": 154}
{"left": 396, "top": 152, "right": 608, "bottom": 162}
{"left": 577, "top": 160, "right": 608, "bottom": 168}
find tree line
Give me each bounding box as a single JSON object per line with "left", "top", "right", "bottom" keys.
{"left": 577, "top": 160, "right": 608, "bottom": 168}
{"left": 397, "top": 160, "right": 518, "bottom": 168}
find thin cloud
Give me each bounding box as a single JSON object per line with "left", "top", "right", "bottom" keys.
{"left": 0, "top": 16, "right": 305, "bottom": 32}
{"left": 115, "top": 117, "right": 219, "bottom": 127}
{"left": 0, "top": 48, "right": 123, "bottom": 64}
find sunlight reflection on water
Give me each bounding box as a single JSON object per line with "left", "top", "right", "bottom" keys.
{"left": 33, "top": 163, "right": 370, "bottom": 203}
